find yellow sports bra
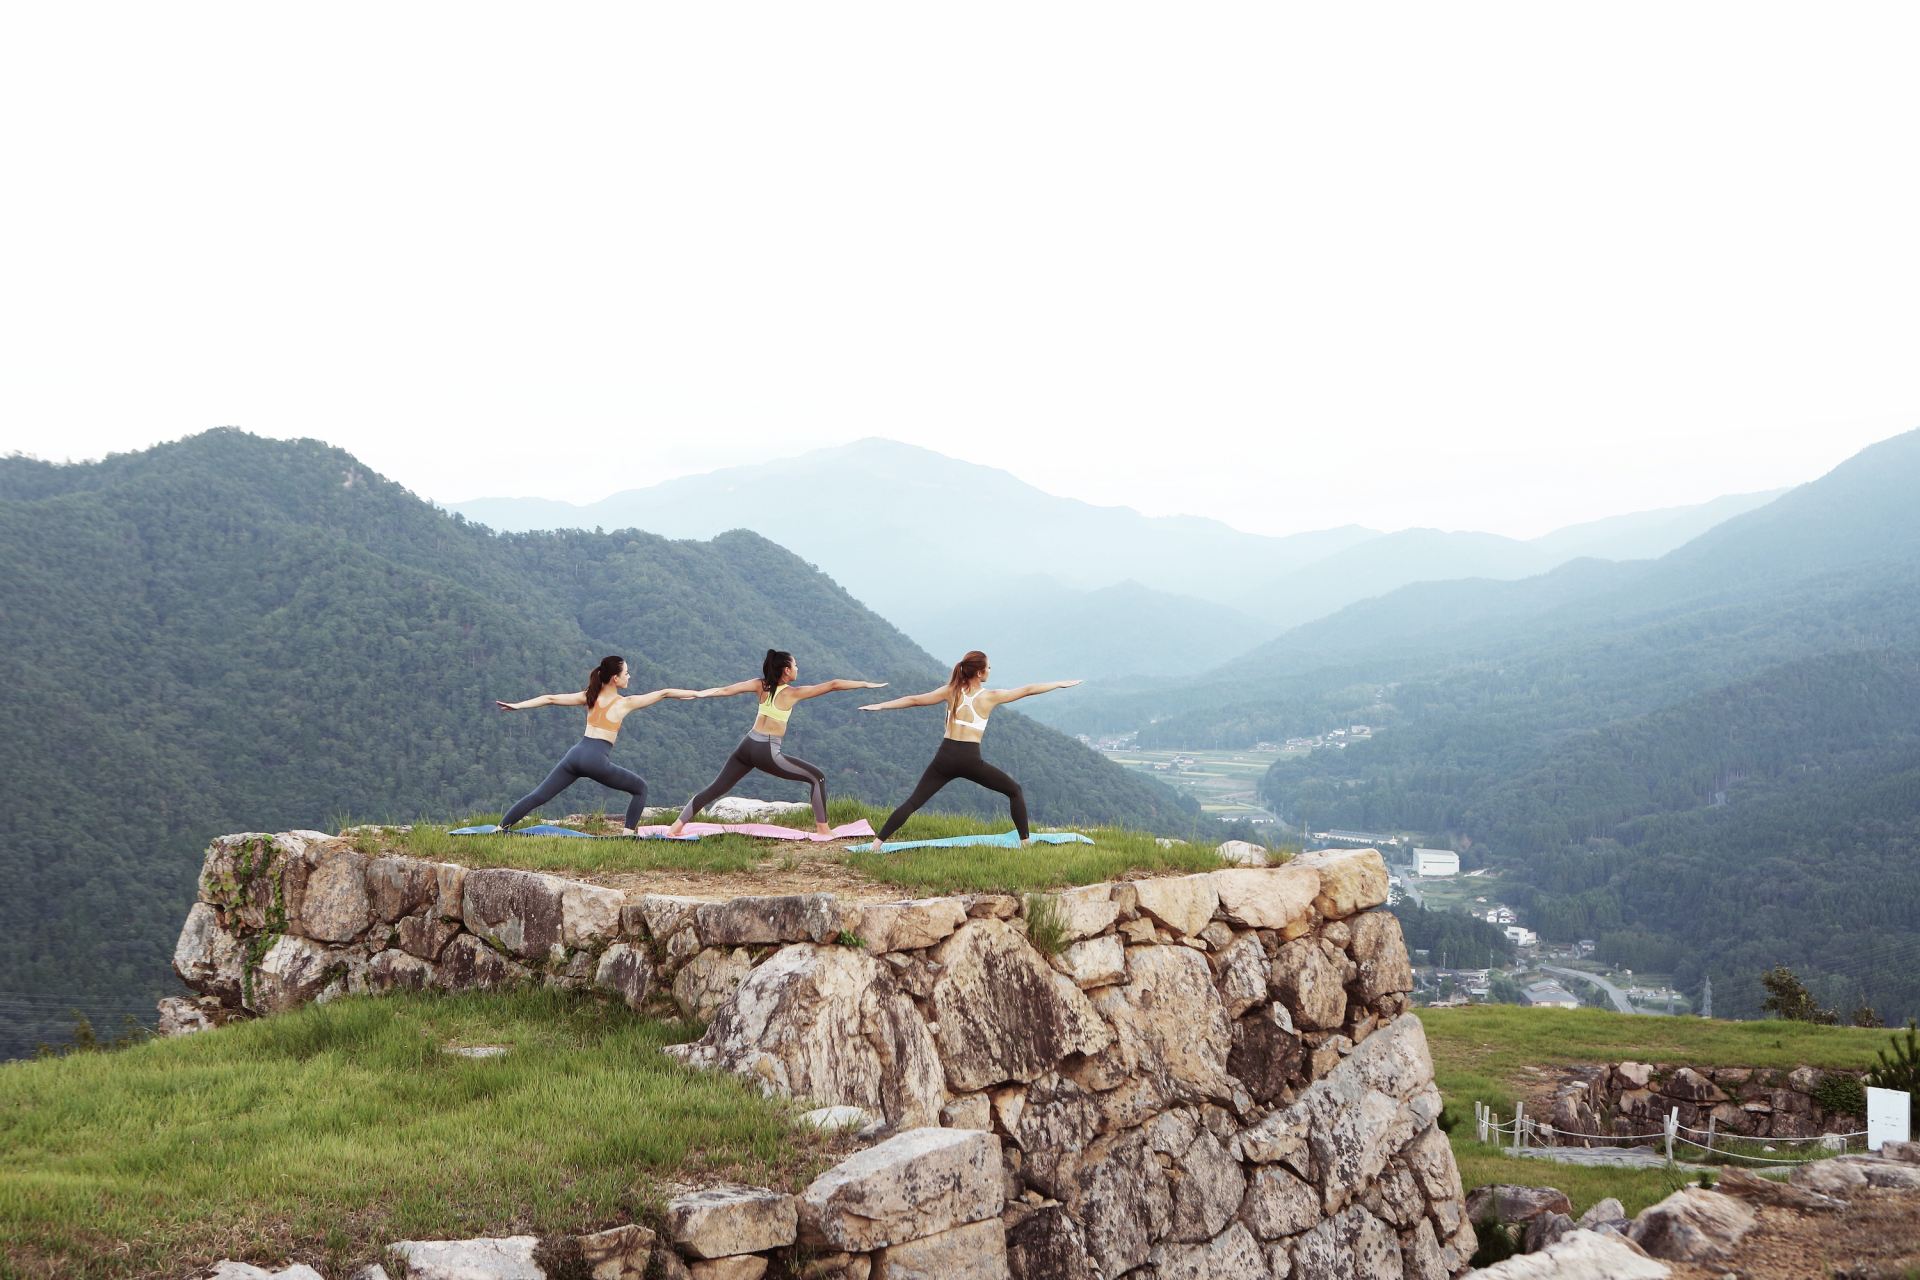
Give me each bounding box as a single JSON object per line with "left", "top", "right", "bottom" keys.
{"left": 758, "top": 688, "right": 792, "bottom": 724}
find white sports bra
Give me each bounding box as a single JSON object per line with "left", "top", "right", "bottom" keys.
{"left": 949, "top": 683, "right": 990, "bottom": 734}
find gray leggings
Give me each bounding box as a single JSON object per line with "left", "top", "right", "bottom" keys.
{"left": 503, "top": 737, "right": 648, "bottom": 828}
{"left": 678, "top": 732, "right": 828, "bottom": 825}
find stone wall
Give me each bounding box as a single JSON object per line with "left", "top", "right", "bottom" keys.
{"left": 171, "top": 833, "right": 1475, "bottom": 1278}
{"left": 1545, "top": 1060, "right": 1867, "bottom": 1144}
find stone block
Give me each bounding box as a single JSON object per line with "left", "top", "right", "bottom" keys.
{"left": 667, "top": 1185, "right": 798, "bottom": 1258}
{"left": 1208, "top": 867, "right": 1319, "bottom": 932}
{"left": 874, "top": 1217, "right": 1008, "bottom": 1280}
{"left": 858, "top": 898, "right": 969, "bottom": 954}
{"left": 930, "top": 921, "right": 1112, "bottom": 1093}
{"left": 695, "top": 894, "right": 846, "bottom": 946}
{"left": 800, "top": 1127, "right": 1004, "bottom": 1253}
{"left": 1133, "top": 875, "right": 1219, "bottom": 938}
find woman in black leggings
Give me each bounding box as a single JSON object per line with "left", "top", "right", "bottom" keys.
{"left": 859, "top": 650, "right": 1079, "bottom": 848}
{"left": 666, "top": 649, "right": 886, "bottom": 838}
{"left": 495, "top": 655, "right": 699, "bottom": 834}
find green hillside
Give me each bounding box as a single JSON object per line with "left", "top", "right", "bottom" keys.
{"left": 0, "top": 431, "right": 1189, "bottom": 1059}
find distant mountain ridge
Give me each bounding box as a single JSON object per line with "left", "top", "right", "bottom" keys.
{"left": 451, "top": 438, "right": 1781, "bottom": 678}
{"left": 0, "top": 431, "right": 1188, "bottom": 1059}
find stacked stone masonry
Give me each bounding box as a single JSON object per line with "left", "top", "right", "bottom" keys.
{"left": 173, "top": 834, "right": 1474, "bottom": 1278}
{"left": 1543, "top": 1059, "right": 1868, "bottom": 1144}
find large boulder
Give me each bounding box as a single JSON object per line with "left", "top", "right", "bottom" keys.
{"left": 1167, "top": 1129, "right": 1246, "bottom": 1242}
{"left": 1004, "top": 1204, "right": 1096, "bottom": 1280}
{"left": 1208, "top": 867, "right": 1319, "bottom": 932}
{"left": 1463, "top": 1184, "right": 1574, "bottom": 1227}
{"left": 857, "top": 898, "right": 968, "bottom": 954}
{"left": 1149, "top": 1222, "right": 1265, "bottom": 1280}
{"left": 1089, "top": 944, "right": 1234, "bottom": 1101}
{"left": 928, "top": 921, "right": 1113, "bottom": 1093}
{"left": 249, "top": 935, "right": 337, "bottom": 1014}
{"left": 173, "top": 902, "right": 246, "bottom": 1001}
{"left": 1468, "top": 1228, "right": 1672, "bottom": 1278}
{"left": 1293, "top": 1015, "right": 1444, "bottom": 1215}
{"left": 1045, "top": 885, "right": 1120, "bottom": 943}
{"left": 1627, "top": 1187, "right": 1755, "bottom": 1263}
{"left": 593, "top": 942, "right": 655, "bottom": 1011}
{"left": 1216, "top": 934, "right": 1269, "bottom": 1018}
{"left": 295, "top": 850, "right": 374, "bottom": 943}
{"left": 1290, "top": 848, "right": 1390, "bottom": 919}
{"left": 462, "top": 869, "right": 568, "bottom": 962}
{"left": 364, "top": 856, "right": 441, "bottom": 924}
{"left": 799, "top": 1128, "right": 1003, "bottom": 1253}
{"left": 669, "top": 945, "right": 945, "bottom": 1128}
{"left": 1347, "top": 910, "right": 1414, "bottom": 999}
{"left": 1286, "top": 1203, "right": 1401, "bottom": 1279}
{"left": 695, "top": 894, "right": 847, "bottom": 946}
{"left": 1050, "top": 1126, "right": 1173, "bottom": 1277}
{"left": 434, "top": 933, "right": 532, "bottom": 992}
{"left": 1133, "top": 875, "right": 1220, "bottom": 938}
{"left": 1269, "top": 937, "right": 1349, "bottom": 1031}
{"left": 666, "top": 1185, "right": 797, "bottom": 1258}
{"left": 388, "top": 1236, "right": 544, "bottom": 1280}
{"left": 873, "top": 1217, "right": 1009, "bottom": 1280}
{"left": 1228, "top": 1004, "right": 1305, "bottom": 1104}
{"left": 673, "top": 947, "right": 754, "bottom": 1021}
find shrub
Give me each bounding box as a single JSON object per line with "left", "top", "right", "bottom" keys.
{"left": 1811, "top": 1073, "right": 1866, "bottom": 1119}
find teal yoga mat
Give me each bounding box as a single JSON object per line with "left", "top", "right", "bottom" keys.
{"left": 862, "top": 831, "right": 1094, "bottom": 853}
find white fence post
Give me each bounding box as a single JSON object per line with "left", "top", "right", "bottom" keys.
{"left": 1664, "top": 1109, "right": 1677, "bottom": 1164}
{"left": 1514, "top": 1102, "right": 1526, "bottom": 1154}
{"left": 1706, "top": 1114, "right": 1716, "bottom": 1154}
{"left": 1476, "top": 1102, "right": 1487, "bottom": 1144}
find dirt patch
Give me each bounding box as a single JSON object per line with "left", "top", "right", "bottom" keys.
{"left": 1665, "top": 1187, "right": 1920, "bottom": 1280}
{"left": 590, "top": 841, "right": 909, "bottom": 904}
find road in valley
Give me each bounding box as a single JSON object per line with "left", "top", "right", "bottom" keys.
{"left": 1540, "top": 964, "right": 1667, "bottom": 1016}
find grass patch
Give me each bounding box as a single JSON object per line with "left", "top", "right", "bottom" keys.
{"left": 0, "top": 990, "right": 833, "bottom": 1280}
{"left": 341, "top": 800, "right": 1230, "bottom": 897}
{"left": 1422, "top": 1004, "right": 1888, "bottom": 1125}
{"left": 1022, "top": 893, "right": 1070, "bottom": 957}
{"left": 1449, "top": 1138, "right": 1696, "bottom": 1219}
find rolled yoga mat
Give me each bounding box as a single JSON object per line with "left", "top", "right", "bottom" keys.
{"left": 861, "top": 830, "right": 1095, "bottom": 853}
{"left": 451, "top": 819, "right": 877, "bottom": 842}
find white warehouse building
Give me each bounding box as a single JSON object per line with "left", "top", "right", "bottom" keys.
{"left": 1414, "top": 847, "right": 1459, "bottom": 877}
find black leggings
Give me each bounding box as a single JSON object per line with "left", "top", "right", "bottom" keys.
{"left": 503, "top": 737, "right": 649, "bottom": 829}
{"left": 878, "top": 738, "right": 1028, "bottom": 841}
{"left": 678, "top": 732, "right": 828, "bottom": 825}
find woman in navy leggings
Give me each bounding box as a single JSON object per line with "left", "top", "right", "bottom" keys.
{"left": 495, "top": 655, "right": 699, "bottom": 834}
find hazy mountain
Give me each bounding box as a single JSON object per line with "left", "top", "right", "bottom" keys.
{"left": 0, "top": 431, "right": 1188, "bottom": 1059}
{"left": 1528, "top": 489, "right": 1787, "bottom": 562}
{"left": 452, "top": 438, "right": 1779, "bottom": 670}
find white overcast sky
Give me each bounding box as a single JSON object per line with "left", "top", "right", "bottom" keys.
{"left": 2, "top": 3, "right": 1916, "bottom": 539}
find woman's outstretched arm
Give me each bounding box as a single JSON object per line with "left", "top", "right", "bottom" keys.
{"left": 989, "top": 679, "right": 1083, "bottom": 706}
{"left": 620, "top": 687, "right": 702, "bottom": 711}
{"left": 495, "top": 690, "right": 590, "bottom": 711}
{"left": 693, "top": 679, "right": 767, "bottom": 699}
{"left": 858, "top": 684, "right": 948, "bottom": 712}
{"left": 789, "top": 679, "right": 888, "bottom": 703}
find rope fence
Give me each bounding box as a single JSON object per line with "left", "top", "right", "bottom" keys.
{"left": 1473, "top": 1099, "right": 1869, "bottom": 1168}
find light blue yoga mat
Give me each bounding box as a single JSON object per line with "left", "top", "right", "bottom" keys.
{"left": 864, "top": 831, "right": 1094, "bottom": 853}
{"left": 449, "top": 823, "right": 696, "bottom": 841}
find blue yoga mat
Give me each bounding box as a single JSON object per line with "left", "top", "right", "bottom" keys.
{"left": 448, "top": 823, "right": 696, "bottom": 842}
{"left": 862, "top": 831, "right": 1095, "bottom": 853}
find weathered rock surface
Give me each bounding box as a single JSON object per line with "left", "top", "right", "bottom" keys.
{"left": 696, "top": 894, "right": 845, "bottom": 947}
{"left": 673, "top": 947, "right": 753, "bottom": 1021}
{"left": 388, "top": 1236, "right": 545, "bottom": 1280}
{"left": 435, "top": 933, "right": 530, "bottom": 992}
{"left": 1627, "top": 1187, "right": 1755, "bottom": 1263}
{"left": 1290, "top": 847, "right": 1390, "bottom": 919}
{"left": 1270, "top": 937, "right": 1349, "bottom": 1031}
{"left": 1466, "top": 1227, "right": 1672, "bottom": 1278}
{"left": 577, "top": 1223, "right": 655, "bottom": 1280}
{"left": 1287, "top": 1203, "right": 1402, "bottom": 1278}
{"left": 1003, "top": 1204, "right": 1096, "bottom": 1280}
{"left": 461, "top": 869, "right": 570, "bottom": 962}
{"left": 1348, "top": 910, "right": 1414, "bottom": 999}
{"left": 930, "top": 921, "right": 1112, "bottom": 1093}
{"left": 1046, "top": 885, "right": 1120, "bottom": 943}
{"left": 1050, "top": 1127, "right": 1173, "bottom": 1277}
{"left": 1215, "top": 840, "right": 1270, "bottom": 867}
{"left": 205, "top": 1265, "right": 326, "bottom": 1280}
{"left": 1150, "top": 1221, "right": 1266, "bottom": 1280}
{"left": 1089, "top": 944, "right": 1232, "bottom": 1100}
{"left": 1167, "top": 1129, "right": 1245, "bottom": 1241}
{"left": 1464, "top": 1184, "right": 1575, "bottom": 1228}
{"left": 1209, "top": 867, "right": 1319, "bottom": 931}
{"left": 671, "top": 945, "right": 945, "bottom": 1127}
{"left": 250, "top": 935, "right": 337, "bottom": 1014}
{"left": 593, "top": 942, "right": 654, "bottom": 1011}
{"left": 1133, "top": 875, "right": 1220, "bottom": 938}
{"left": 667, "top": 1185, "right": 798, "bottom": 1258}
{"left": 800, "top": 1127, "right": 1003, "bottom": 1252}
{"left": 296, "top": 851, "right": 373, "bottom": 942}
{"left": 874, "top": 1217, "right": 1009, "bottom": 1280}
{"left": 173, "top": 903, "right": 245, "bottom": 1001}
{"left": 857, "top": 898, "right": 968, "bottom": 954}
{"left": 1055, "top": 935, "right": 1126, "bottom": 989}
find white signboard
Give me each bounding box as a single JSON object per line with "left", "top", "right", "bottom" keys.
{"left": 1867, "top": 1086, "right": 1911, "bottom": 1152}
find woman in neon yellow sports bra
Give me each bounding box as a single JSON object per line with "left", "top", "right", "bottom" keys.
{"left": 667, "top": 649, "right": 886, "bottom": 837}
{"left": 859, "top": 649, "right": 1080, "bottom": 848}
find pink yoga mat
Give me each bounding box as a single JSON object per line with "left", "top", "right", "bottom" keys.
{"left": 629, "top": 818, "right": 876, "bottom": 842}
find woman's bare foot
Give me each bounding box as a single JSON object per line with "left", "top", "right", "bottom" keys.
{"left": 620, "top": 827, "right": 637, "bottom": 837}
{"left": 815, "top": 822, "right": 832, "bottom": 837}
{"left": 666, "top": 823, "right": 685, "bottom": 838}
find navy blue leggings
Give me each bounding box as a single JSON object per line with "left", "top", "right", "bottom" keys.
{"left": 878, "top": 738, "right": 1028, "bottom": 841}
{"left": 503, "top": 738, "right": 648, "bottom": 828}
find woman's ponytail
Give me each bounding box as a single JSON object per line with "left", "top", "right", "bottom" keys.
{"left": 947, "top": 650, "right": 988, "bottom": 717}
{"left": 762, "top": 649, "right": 794, "bottom": 694}
{"left": 586, "top": 655, "right": 625, "bottom": 709}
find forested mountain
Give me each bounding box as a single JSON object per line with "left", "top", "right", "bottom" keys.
{"left": 0, "top": 431, "right": 1189, "bottom": 1059}
{"left": 451, "top": 438, "right": 1773, "bottom": 673}
{"left": 1089, "top": 427, "right": 1920, "bottom": 1024}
